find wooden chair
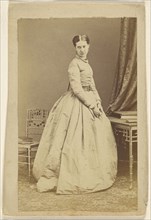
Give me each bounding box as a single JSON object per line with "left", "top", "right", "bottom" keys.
{"left": 18, "top": 109, "right": 49, "bottom": 179}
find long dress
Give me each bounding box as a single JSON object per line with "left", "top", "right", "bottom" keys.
{"left": 32, "top": 55, "right": 117, "bottom": 194}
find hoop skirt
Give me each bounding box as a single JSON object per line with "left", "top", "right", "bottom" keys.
{"left": 32, "top": 56, "right": 117, "bottom": 194}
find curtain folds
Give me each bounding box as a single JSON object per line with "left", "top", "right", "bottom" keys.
{"left": 106, "top": 18, "right": 137, "bottom": 114}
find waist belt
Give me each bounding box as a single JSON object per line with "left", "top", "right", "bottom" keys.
{"left": 82, "top": 85, "right": 92, "bottom": 91}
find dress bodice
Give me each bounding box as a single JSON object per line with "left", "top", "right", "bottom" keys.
{"left": 67, "top": 56, "right": 101, "bottom": 108}
{"left": 73, "top": 57, "right": 93, "bottom": 87}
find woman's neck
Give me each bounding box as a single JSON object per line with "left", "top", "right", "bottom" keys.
{"left": 76, "top": 55, "right": 88, "bottom": 62}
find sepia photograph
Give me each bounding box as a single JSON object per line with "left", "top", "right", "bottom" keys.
{"left": 18, "top": 17, "right": 137, "bottom": 213}
{"left": 3, "top": 1, "right": 148, "bottom": 218}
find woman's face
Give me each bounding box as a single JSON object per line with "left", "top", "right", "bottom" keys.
{"left": 75, "top": 40, "right": 90, "bottom": 58}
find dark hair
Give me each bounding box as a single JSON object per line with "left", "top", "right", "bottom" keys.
{"left": 72, "top": 35, "right": 90, "bottom": 47}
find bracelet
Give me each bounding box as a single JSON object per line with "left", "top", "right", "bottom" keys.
{"left": 89, "top": 104, "right": 95, "bottom": 110}
{"left": 97, "top": 100, "right": 102, "bottom": 104}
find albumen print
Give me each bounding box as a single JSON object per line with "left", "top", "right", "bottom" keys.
{"left": 3, "top": 2, "right": 148, "bottom": 218}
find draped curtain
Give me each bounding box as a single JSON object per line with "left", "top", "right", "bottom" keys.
{"left": 106, "top": 18, "right": 137, "bottom": 115}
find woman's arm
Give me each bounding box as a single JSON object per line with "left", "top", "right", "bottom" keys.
{"left": 90, "top": 77, "right": 102, "bottom": 105}
{"left": 68, "top": 59, "right": 96, "bottom": 109}
{"left": 90, "top": 77, "right": 104, "bottom": 113}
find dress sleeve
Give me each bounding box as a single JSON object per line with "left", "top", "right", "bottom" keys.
{"left": 68, "top": 60, "right": 95, "bottom": 108}
{"left": 90, "top": 77, "right": 102, "bottom": 104}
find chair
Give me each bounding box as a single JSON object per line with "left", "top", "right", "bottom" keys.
{"left": 18, "top": 109, "right": 49, "bottom": 179}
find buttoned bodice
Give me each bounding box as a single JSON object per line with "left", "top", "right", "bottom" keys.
{"left": 75, "top": 57, "right": 93, "bottom": 87}
{"left": 67, "top": 56, "right": 101, "bottom": 108}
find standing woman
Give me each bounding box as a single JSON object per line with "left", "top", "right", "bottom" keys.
{"left": 33, "top": 35, "right": 117, "bottom": 194}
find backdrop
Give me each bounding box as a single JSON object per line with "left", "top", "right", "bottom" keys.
{"left": 18, "top": 18, "right": 121, "bottom": 136}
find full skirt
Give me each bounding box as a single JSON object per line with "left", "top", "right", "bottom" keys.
{"left": 32, "top": 90, "right": 117, "bottom": 194}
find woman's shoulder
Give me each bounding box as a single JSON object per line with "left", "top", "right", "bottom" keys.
{"left": 68, "top": 57, "right": 80, "bottom": 70}
{"left": 69, "top": 57, "right": 79, "bottom": 66}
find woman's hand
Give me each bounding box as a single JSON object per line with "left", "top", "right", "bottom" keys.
{"left": 92, "top": 106, "right": 102, "bottom": 118}
{"left": 97, "top": 102, "right": 103, "bottom": 113}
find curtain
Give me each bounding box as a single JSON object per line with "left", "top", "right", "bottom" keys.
{"left": 106, "top": 18, "right": 137, "bottom": 115}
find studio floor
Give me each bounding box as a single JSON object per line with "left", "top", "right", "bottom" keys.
{"left": 18, "top": 161, "right": 137, "bottom": 213}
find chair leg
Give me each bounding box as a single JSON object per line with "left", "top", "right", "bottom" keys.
{"left": 26, "top": 149, "right": 28, "bottom": 169}
{"left": 27, "top": 148, "right": 31, "bottom": 180}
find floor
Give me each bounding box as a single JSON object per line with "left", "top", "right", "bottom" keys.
{"left": 18, "top": 161, "right": 137, "bottom": 213}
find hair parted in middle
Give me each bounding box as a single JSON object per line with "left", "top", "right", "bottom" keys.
{"left": 72, "top": 35, "right": 90, "bottom": 47}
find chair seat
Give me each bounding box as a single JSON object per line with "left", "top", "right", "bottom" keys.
{"left": 18, "top": 141, "right": 39, "bottom": 149}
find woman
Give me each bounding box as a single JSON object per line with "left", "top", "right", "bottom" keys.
{"left": 33, "top": 35, "right": 117, "bottom": 194}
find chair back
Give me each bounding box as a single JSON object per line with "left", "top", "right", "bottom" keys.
{"left": 26, "top": 109, "right": 49, "bottom": 141}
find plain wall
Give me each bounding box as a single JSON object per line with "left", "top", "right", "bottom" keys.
{"left": 18, "top": 18, "right": 121, "bottom": 136}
